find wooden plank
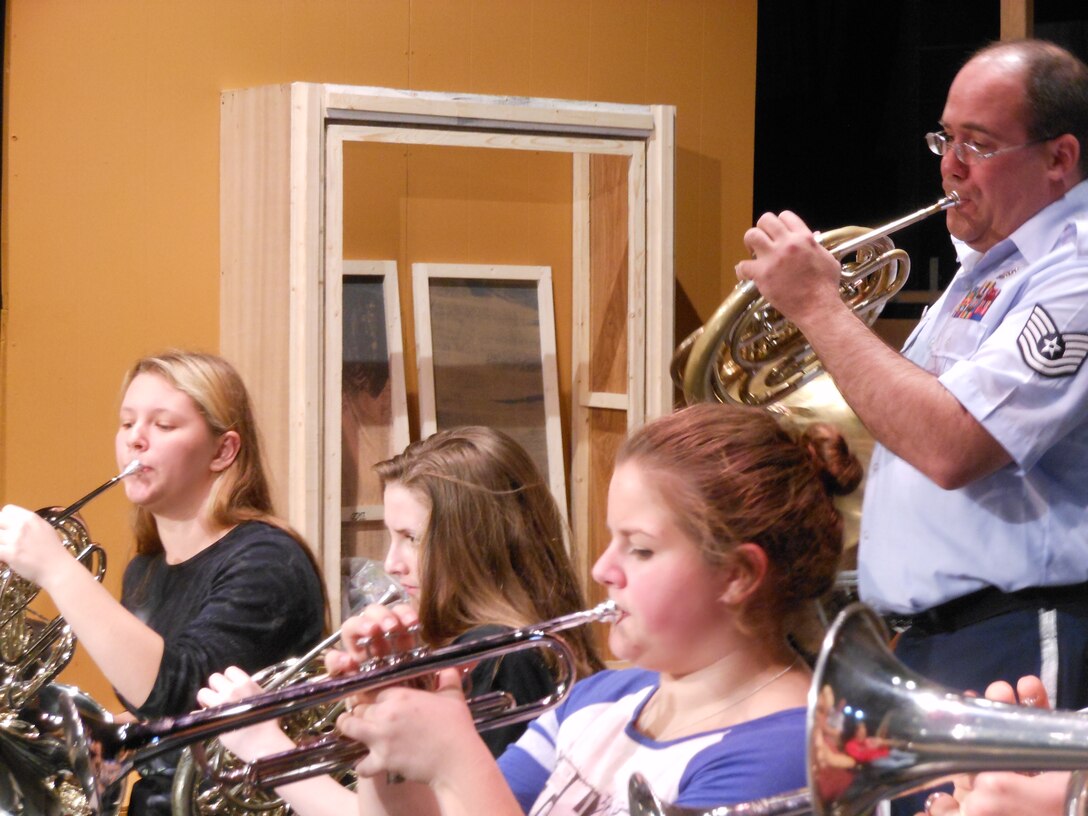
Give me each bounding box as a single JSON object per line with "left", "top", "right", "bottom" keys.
{"left": 1000, "top": 0, "right": 1033, "bottom": 39}
{"left": 335, "top": 125, "right": 639, "bottom": 156}
{"left": 570, "top": 154, "right": 593, "bottom": 580}
{"left": 586, "top": 406, "right": 627, "bottom": 605}
{"left": 322, "top": 130, "right": 346, "bottom": 620}
{"left": 589, "top": 155, "right": 630, "bottom": 395}
{"left": 287, "top": 83, "right": 326, "bottom": 556}
{"left": 219, "top": 85, "right": 294, "bottom": 517}
{"left": 627, "top": 148, "right": 647, "bottom": 431}
{"left": 646, "top": 106, "right": 677, "bottom": 418}
{"left": 583, "top": 392, "right": 628, "bottom": 411}
{"left": 323, "top": 85, "right": 656, "bottom": 134}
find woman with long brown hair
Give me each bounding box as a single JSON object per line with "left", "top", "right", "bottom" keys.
{"left": 198, "top": 425, "right": 604, "bottom": 816}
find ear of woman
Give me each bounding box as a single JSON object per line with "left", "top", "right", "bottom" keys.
{"left": 718, "top": 542, "right": 769, "bottom": 606}
{"left": 210, "top": 430, "right": 242, "bottom": 472}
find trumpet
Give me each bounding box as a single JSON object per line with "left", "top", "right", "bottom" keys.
{"left": 26, "top": 600, "right": 619, "bottom": 813}
{"left": 675, "top": 194, "right": 960, "bottom": 406}
{"left": 628, "top": 603, "right": 1088, "bottom": 816}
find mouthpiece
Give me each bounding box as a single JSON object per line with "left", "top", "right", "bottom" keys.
{"left": 53, "top": 459, "right": 144, "bottom": 523}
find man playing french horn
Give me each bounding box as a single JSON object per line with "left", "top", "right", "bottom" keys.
{"left": 737, "top": 38, "right": 1088, "bottom": 816}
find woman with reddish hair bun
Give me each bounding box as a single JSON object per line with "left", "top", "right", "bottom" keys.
{"left": 325, "top": 402, "right": 861, "bottom": 816}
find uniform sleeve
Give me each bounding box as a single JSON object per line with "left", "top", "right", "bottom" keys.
{"left": 130, "top": 532, "right": 325, "bottom": 717}
{"left": 941, "top": 256, "right": 1088, "bottom": 470}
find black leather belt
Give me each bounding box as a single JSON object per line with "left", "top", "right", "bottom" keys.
{"left": 884, "top": 581, "right": 1088, "bottom": 635}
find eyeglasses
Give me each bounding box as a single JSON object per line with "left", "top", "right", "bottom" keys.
{"left": 925, "top": 131, "right": 1056, "bottom": 165}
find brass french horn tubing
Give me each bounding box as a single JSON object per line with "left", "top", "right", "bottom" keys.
{"left": 0, "top": 460, "right": 141, "bottom": 710}
{"left": 169, "top": 574, "right": 414, "bottom": 815}
{"left": 40, "top": 600, "right": 620, "bottom": 813}
{"left": 627, "top": 602, "right": 1088, "bottom": 816}
{"left": 48, "top": 458, "right": 143, "bottom": 526}
{"left": 0, "top": 458, "right": 141, "bottom": 631}
{"left": 678, "top": 193, "right": 960, "bottom": 405}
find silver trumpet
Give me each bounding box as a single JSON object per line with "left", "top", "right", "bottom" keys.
{"left": 25, "top": 600, "right": 619, "bottom": 814}
{"left": 630, "top": 603, "right": 1088, "bottom": 816}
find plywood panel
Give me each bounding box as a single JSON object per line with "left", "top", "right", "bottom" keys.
{"left": 589, "top": 155, "right": 630, "bottom": 394}
{"left": 586, "top": 406, "right": 628, "bottom": 604}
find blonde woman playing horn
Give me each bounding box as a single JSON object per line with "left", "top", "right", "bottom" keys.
{"left": 0, "top": 350, "right": 327, "bottom": 816}
{"left": 320, "top": 403, "right": 860, "bottom": 815}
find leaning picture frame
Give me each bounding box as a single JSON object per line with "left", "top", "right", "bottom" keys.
{"left": 336, "top": 259, "right": 410, "bottom": 615}
{"left": 413, "top": 262, "right": 567, "bottom": 521}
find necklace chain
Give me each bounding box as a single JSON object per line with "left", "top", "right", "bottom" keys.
{"left": 652, "top": 656, "right": 801, "bottom": 741}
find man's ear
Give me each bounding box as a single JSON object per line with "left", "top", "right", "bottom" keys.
{"left": 211, "top": 430, "right": 241, "bottom": 473}
{"left": 1048, "top": 133, "right": 1080, "bottom": 181}
{"left": 719, "top": 542, "right": 769, "bottom": 606}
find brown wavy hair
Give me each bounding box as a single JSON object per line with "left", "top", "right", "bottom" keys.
{"left": 121, "top": 351, "right": 328, "bottom": 623}
{"left": 615, "top": 403, "right": 861, "bottom": 642}
{"left": 374, "top": 427, "right": 605, "bottom": 678}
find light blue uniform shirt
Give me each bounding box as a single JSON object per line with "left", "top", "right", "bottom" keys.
{"left": 859, "top": 181, "right": 1088, "bottom": 614}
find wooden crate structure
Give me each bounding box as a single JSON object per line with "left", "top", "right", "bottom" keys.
{"left": 221, "top": 83, "right": 675, "bottom": 620}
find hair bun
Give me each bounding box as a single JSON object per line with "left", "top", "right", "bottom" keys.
{"left": 801, "top": 422, "right": 863, "bottom": 496}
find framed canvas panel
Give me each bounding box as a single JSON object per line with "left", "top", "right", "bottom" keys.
{"left": 413, "top": 262, "right": 567, "bottom": 521}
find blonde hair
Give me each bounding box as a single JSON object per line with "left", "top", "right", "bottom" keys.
{"left": 121, "top": 351, "right": 330, "bottom": 636}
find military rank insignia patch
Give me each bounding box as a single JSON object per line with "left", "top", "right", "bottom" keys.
{"left": 1017, "top": 304, "right": 1088, "bottom": 377}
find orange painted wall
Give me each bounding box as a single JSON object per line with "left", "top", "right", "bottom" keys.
{"left": 1, "top": 0, "right": 756, "bottom": 708}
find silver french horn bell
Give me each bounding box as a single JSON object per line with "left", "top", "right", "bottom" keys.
{"left": 630, "top": 603, "right": 1088, "bottom": 816}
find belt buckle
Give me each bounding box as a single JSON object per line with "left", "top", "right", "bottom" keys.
{"left": 883, "top": 614, "right": 914, "bottom": 633}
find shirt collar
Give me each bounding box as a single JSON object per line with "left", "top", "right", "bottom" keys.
{"left": 950, "top": 179, "right": 1088, "bottom": 275}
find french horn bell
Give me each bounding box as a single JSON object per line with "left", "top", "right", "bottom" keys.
{"left": 629, "top": 603, "right": 1088, "bottom": 816}
{"left": 674, "top": 194, "right": 959, "bottom": 406}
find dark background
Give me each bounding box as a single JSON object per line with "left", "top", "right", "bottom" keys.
{"left": 753, "top": 0, "right": 1088, "bottom": 319}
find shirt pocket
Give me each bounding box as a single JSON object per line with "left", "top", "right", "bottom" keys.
{"left": 926, "top": 317, "right": 989, "bottom": 374}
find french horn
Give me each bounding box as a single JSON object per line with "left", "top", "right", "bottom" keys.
{"left": 673, "top": 194, "right": 960, "bottom": 406}
{"left": 170, "top": 574, "right": 411, "bottom": 816}
{"left": 0, "top": 461, "right": 139, "bottom": 816}
{"left": 0, "top": 460, "right": 139, "bottom": 709}
{"left": 0, "top": 684, "right": 124, "bottom": 816}
{"left": 629, "top": 603, "right": 1088, "bottom": 816}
